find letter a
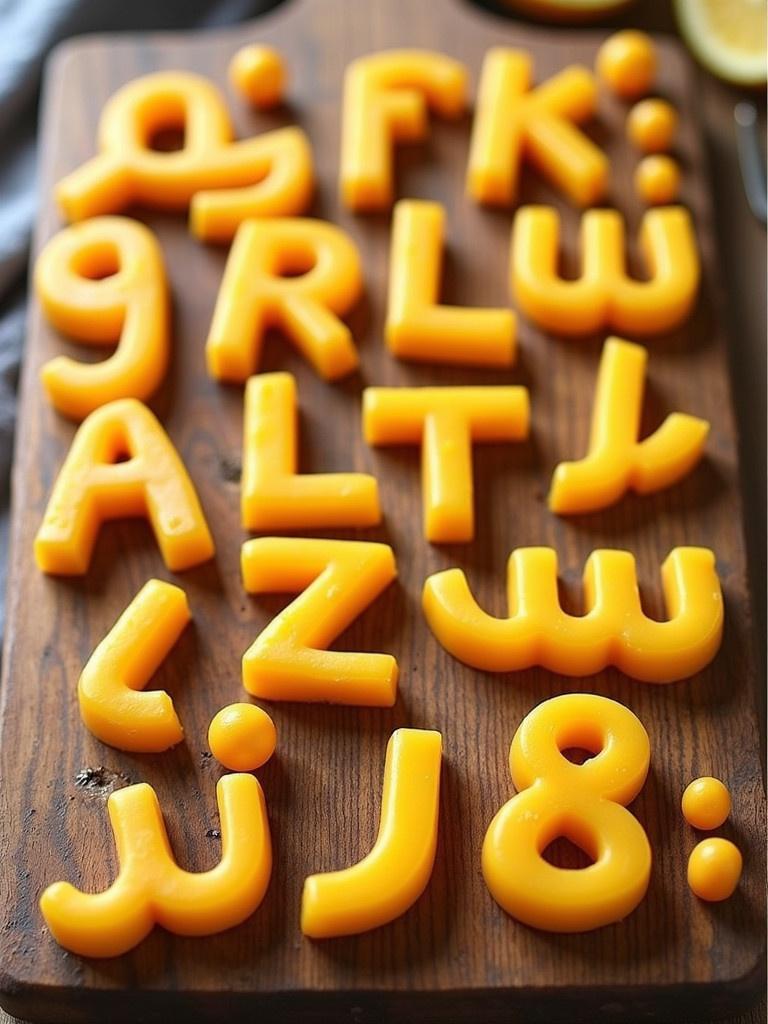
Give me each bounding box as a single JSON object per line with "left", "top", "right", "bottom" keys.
{"left": 34, "top": 398, "right": 214, "bottom": 575}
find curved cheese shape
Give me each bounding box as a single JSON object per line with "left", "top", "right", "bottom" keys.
{"left": 242, "top": 372, "right": 380, "bottom": 529}
{"left": 40, "top": 774, "right": 271, "bottom": 957}
{"left": 241, "top": 537, "right": 398, "bottom": 706}
{"left": 341, "top": 49, "right": 467, "bottom": 211}
{"left": 35, "top": 217, "right": 169, "bottom": 421}
{"left": 511, "top": 205, "right": 700, "bottom": 335}
{"left": 78, "top": 579, "right": 190, "bottom": 752}
{"left": 34, "top": 398, "right": 214, "bottom": 575}
{"left": 55, "top": 71, "right": 313, "bottom": 235}
{"left": 363, "top": 386, "right": 530, "bottom": 543}
{"left": 191, "top": 127, "right": 313, "bottom": 242}
{"left": 483, "top": 694, "right": 651, "bottom": 932}
{"left": 386, "top": 200, "right": 516, "bottom": 367}
{"left": 302, "top": 728, "right": 442, "bottom": 938}
{"left": 549, "top": 337, "right": 709, "bottom": 513}
{"left": 423, "top": 546, "right": 723, "bottom": 683}
{"left": 206, "top": 218, "right": 362, "bottom": 382}
{"left": 467, "top": 49, "right": 607, "bottom": 208}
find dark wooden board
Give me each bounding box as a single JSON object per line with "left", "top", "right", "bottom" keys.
{"left": 0, "top": 1, "right": 764, "bottom": 1021}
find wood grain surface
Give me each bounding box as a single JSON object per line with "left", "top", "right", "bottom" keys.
{"left": 0, "top": 1, "right": 764, "bottom": 1022}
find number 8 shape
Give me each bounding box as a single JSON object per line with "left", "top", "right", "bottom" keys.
{"left": 483, "top": 693, "right": 651, "bottom": 932}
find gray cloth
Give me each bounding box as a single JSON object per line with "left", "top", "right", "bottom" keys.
{"left": 0, "top": 0, "right": 275, "bottom": 635}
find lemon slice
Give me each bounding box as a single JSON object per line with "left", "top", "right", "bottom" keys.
{"left": 674, "top": 0, "right": 767, "bottom": 85}
{"left": 499, "top": 0, "right": 634, "bottom": 22}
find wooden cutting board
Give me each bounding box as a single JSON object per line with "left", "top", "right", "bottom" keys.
{"left": 0, "top": 0, "right": 764, "bottom": 1021}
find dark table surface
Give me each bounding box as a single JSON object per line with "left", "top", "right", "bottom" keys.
{"left": 1, "top": 1, "right": 763, "bottom": 1022}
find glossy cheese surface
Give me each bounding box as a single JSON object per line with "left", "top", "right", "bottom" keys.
{"left": 78, "top": 579, "right": 190, "bottom": 752}
{"left": 386, "top": 199, "right": 516, "bottom": 367}
{"left": 35, "top": 216, "right": 169, "bottom": 421}
{"left": 363, "top": 386, "right": 530, "bottom": 543}
{"left": 423, "top": 546, "right": 723, "bottom": 683}
{"left": 341, "top": 50, "right": 467, "bottom": 210}
{"left": 206, "top": 218, "right": 362, "bottom": 382}
{"left": 40, "top": 775, "right": 271, "bottom": 957}
{"left": 241, "top": 537, "right": 398, "bottom": 706}
{"left": 682, "top": 777, "right": 732, "bottom": 831}
{"left": 229, "top": 45, "right": 287, "bottom": 110}
{"left": 483, "top": 693, "right": 652, "bottom": 932}
{"left": 241, "top": 372, "right": 380, "bottom": 529}
{"left": 55, "top": 71, "right": 313, "bottom": 237}
{"left": 302, "top": 728, "right": 442, "bottom": 938}
{"left": 549, "top": 337, "right": 708, "bottom": 514}
{"left": 34, "top": 398, "right": 214, "bottom": 575}
{"left": 467, "top": 48, "right": 608, "bottom": 208}
{"left": 511, "top": 205, "right": 700, "bottom": 335}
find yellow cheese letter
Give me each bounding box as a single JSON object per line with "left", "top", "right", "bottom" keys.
{"left": 341, "top": 50, "right": 467, "bottom": 210}
{"left": 206, "top": 218, "right": 362, "bottom": 382}
{"left": 302, "top": 728, "right": 442, "bottom": 938}
{"left": 423, "top": 547, "right": 723, "bottom": 683}
{"left": 40, "top": 775, "right": 271, "bottom": 957}
{"left": 242, "top": 372, "right": 380, "bottom": 530}
{"left": 467, "top": 49, "right": 607, "bottom": 208}
{"left": 78, "top": 580, "right": 190, "bottom": 752}
{"left": 386, "top": 200, "right": 516, "bottom": 367}
{"left": 35, "top": 217, "right": 169, "bottom": 421}
{"left": 363, "top": 386, "right": 530, "bottom": 543}
{"left": 55, "top": 71, "right": 313, "bottom": 237}
{"left": 35, "top": 398, "right": 214, "bottom": 575}
{"left": 241, "top": 537, "right": 398, "bottom": 706}
{"left": 550, "top": 338, "right": 709, "bottom": 513}
{"left": 511, "top": 205, "right": 700, "bottom": 335}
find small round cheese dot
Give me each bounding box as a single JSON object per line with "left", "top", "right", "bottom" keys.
{"left": 627, "top": 98, "right": 678, "bottom": 152}
{"left": 597, "top": 30, "right": 657, "bottom": 99}
{"left": 682, "top": 776, "right": 732, "bottom": 830}
{"left": 229, "top": 45, "right": 286, "bottom": 109}
{"left": 208, "top": 703, "right": 277, "bottom": 772}
{"left": 687, "top": 838, "right": 742, "bottom": 902}
{"left": 634, "top": 154, "right": 681, "bottom": 205}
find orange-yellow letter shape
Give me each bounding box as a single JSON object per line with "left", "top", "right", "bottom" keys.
{"left": 78, "top": 579, "right": 190, "bottom": 752}
{"left": 549, "top": 338, "right": 708, "bottom": 514}
{"left": 55, "top": 71, "right": 313, "bottom": 238}
{"left": 341, "top": 50, "right": 467, "bottom": 210}
{"left": 35, "top": 398, "right": 214, "bottom": 575}
{"left": 511, "top": 205, "right": 700, "bottom": 335}
{"left": 363, "top": 386, "right": 529, "bottom": 543}
{"left": 242, "top": 372, "right": 380, "bottom": 530}
{"left": 424, "top": 547, "right": 723, "bottom": 683}
{"left": 206, "top": 218, "right": 362, "bottom": 382}
{"left": 242, "top": 537, "right": 398, "bottom": 706}
{"left": 302, "top": 728, "right": 442, "bottom": 938}
{"left": 467, "top": 49, "right": 607, "bottom": 208}
{"left": 35, "top": 216, "right": 169, "bottom": 421}
{"left": 40, "top": 775, "right": 271, "bottom": 957}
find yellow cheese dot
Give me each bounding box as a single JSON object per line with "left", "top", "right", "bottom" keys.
{"left": 682, "top": 776, "right": 731, "bottom": 830}
{"left": 634, "top": 155, "right": 681, "bottom": 205}
{"left": 687, "top": 838, "right": 742, "bottom": 902}
{"left": 627, "top": 98, "right": 678, "bottom": 152}
{"left": 208, "top": 703, "right": 277, "bottom": 772}
{"left": 597, "top": 30, "right": 657, "bottom": 99}
{"left": 229, "top": 45, "right": 286, "bottom": 109}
